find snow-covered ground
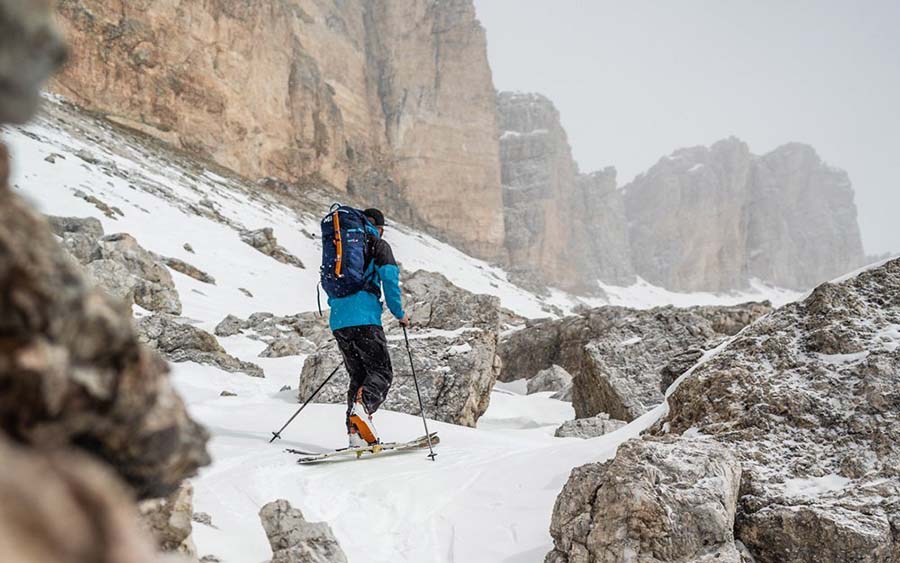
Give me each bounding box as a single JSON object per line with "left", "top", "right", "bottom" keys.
{"left": 5, "top": 98, "right": 806, "bottom": 562}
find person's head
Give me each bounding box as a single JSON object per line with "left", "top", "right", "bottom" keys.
{"left": 364, "top": 208, "right": 385, "bottom": 237}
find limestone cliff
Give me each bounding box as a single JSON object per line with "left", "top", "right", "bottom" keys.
{"left": 624, "top": 138, "right": 865, "bottom": 291}
{"left": 53, "top": 0, "right": 505, "bottom": 260}
{"left": 497, "top": 92, "right": 633, "bottom": 291}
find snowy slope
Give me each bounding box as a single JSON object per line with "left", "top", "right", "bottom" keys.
{"left": 6, "top": 97, "right": 804, "bottom": 563}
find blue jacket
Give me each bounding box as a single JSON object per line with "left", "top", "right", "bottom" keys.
{"left": 328, "top": 225, "right": 405, "bottom": 331}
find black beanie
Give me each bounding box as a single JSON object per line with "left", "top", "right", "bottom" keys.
{"left": 364, "top": 208, "right": 385, "bottom": 226}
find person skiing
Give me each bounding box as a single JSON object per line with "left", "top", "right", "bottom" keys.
{"left": 328, "top": 208, "right": 409, "bottom": 448}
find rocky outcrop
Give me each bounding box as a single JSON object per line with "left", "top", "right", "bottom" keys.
{"left": 546, "top": 437, "right": 744, "bottom": 563}
{"left": 298, "top": 271, "right": 501, "bottom": 426}
{"left": 240, "top": 228, "right": 304, "bottom": 269}
{"left": 497, "top": 92, "right": 633, "bottom": 291}
{"left": 0, "top": 436, "right": 159, "bottom": 563}
{"left": 499, "top": 302, "right": 773, "bottom": 421}
{"left": 554, "top": 413, "right": 625, "bottom": 439}
{"left": 158, "top": 255, "right": 216, "bottom": 285}
{"left": 214, "top": 311, "right": 331, "bottom": 357}
{"left": 50, "top": 216, "right": 184, "bottom": 315}
{"left": 137, "top": 314, "right": 265, "bottom": 377}
{"left": 624, "top": 138, "right": 865, "bottom": 292}
{"left": 654, "top": 258, "right": 900, "bottom": 562}
{"left": 54, "top": 0, "right": 505, "bottom": 262}
{"left": 527, "top": 365, "right": 572, "bottom": 395}
{"left": 139, "top": 482, "right": 196, "bottom": 556}
{"left": 259, "top": 499, "right": 347, "bottom": 563}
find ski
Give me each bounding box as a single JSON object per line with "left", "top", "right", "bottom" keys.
{"left": 288, "top": 433, "right": 439, "bottom": 464}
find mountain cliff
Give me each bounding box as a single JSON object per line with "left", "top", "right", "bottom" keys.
{"left": 625, "top": 138, "right": 866, "bottom": 291}
{"left": 53, "top": 0, "right": 505, "bottom": 260}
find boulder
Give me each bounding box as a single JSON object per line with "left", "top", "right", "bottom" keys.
{"left": 654, "top": 258, "right": 900, "bottom": 561}
{"left": 299, "top": 271, "right": 502, "bottom": 426}
{"left": 551, "top": 384, "right": 573, "bottom": 402}
{"left": 92, "top": 233, "right": 182, "bottom": 314}
{"left": 299, "top": 328, "right": 500, "bottom": 427}
{"left": 137, "top": 314, "right": 265, "bottom": 378}
{"left": 547, "top": 437, "right": 743, "bottom": 563}
{"left": 554, "top": 413, "right": 625, "bottom": 439}
{"left": 139, "top": 481, "right": 196, "bottom": 555}
{"left": 260, "top": 333, "right": 317, "bottom": 358}
{"left": 0, "top": 155, "right": 209, "bottom": 498}
{"left": 259, "top": 499, "right": 347, "bottom": 563}
{"left": 527, "top": 365, "right": 572, "bottom": 394}
{"left": 240, "top": 227, "right": 304, "bottom": 269}
{"left": 501, "top": 302, "right": 772, "bottom": 421}
{"left": 160, "top": 255, "right": 216, "bottom": 285}
{"left": 215, "top": 311, "right": 331, "bottom": 351}
{"left": 214, "top": 314, "right": 244, "bottom": 337}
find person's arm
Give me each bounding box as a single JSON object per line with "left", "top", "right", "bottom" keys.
{"left": 374, "top": 240, "right": 406, "bottom": 320}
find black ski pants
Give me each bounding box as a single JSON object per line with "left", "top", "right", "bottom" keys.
{"left": 333, "top": 325, "right": 394, "bottom": 431}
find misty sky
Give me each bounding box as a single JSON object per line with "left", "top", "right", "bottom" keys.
{"left": 474, "top": 0, "right": 899, "bottom": 255}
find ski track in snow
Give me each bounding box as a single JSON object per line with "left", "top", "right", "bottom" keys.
{"left": 6, "top": 98, "right": 807, "bottom": 563}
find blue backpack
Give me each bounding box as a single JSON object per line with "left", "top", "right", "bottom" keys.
{"left": 320, "top": 204, "right": 379, "bottom": 300}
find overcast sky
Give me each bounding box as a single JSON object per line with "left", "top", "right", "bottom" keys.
{"left": 474, "top": 0, "right": 899, "bottom": 255}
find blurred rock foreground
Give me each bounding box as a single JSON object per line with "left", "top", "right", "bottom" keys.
{"left": 0, "top": 1, "right": 211, "bottom": 561}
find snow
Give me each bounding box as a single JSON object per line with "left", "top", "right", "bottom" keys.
{"left": 500, "top": 128, "right": 549, "bottom": 140}
{"left": 598, "top": 276, "right": 803, "bottom": 309}
{"left": 782, "top": 475, "right": 851, "bottom": 498}
{"left": 687, "top": 163, "right": 705, "bottom": 173}
{"left": 2, "top": 97, "right": 817, "bottom": 563}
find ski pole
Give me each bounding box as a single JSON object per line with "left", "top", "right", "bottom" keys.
{"left": 269, "top": 361, "right": 343, "bottom": 443}
{"left": 403, "top": 326, "right": 437, "bottom": 461}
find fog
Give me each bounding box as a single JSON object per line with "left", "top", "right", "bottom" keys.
{"left": 474, "top": 0, "right": 900, "bottom": 255}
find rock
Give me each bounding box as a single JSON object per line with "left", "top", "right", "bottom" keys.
{"left": 259, "top": 499, "right": 347, "bottom": 563}
{"left": 299, "top": 328, "right": 500, "bottom": 427}
{"left": 279, "top": 385, "right": 292, "bottom": 392}
{"left": 92, "top": 233, "right": 183, "bottom": 314}
{"left": 547, "top": 437, "right": 743, "bottom": 563}
{"left": 527, "top": 365, "right": 572, "bottom": 394}
{"left": 46, "top": 215, "right": 105, "bottom": 240}
{"left": 85, "top": 258, "right": 140, "bottom": 305}
{"left": 214, "top": 315, "right": 244, "bottom": 337}
{"left": 499, "top": 302, "right": 772, "bottom": 421}
{"left": 0, "top": 436, "right": 159, "bottom": 563}
{"left": 554, "top": 413, "right": 625, "bottom": 439}
{"left": 183, "top": 243, "right": 195, "bottom": 253}
{"left": 551, "top": 384, "right": 573, "bottom": 402}
{"left": 624, "top": 138, "right": 865, "bottom": 291}
{"left": 200, "top": 556, "right": 222, "bottom": 563}
{"left": 401, "top": 270, "right": 501, "bottom": 330}
{"left": 139, "top": 482, "right": 195, "bottom": 555}
{"left": 497, "top": 91, "right": 634, "bottom": 291}
{"left": 239, "top": 288, "right": 254, "bottom": 298}
{"left": 54, "top": 0, "right": 505, "bottom": 262}
{"left": 240, "top": 228, "right": 304, "bottom": 268}
{"left": 192, "top": 512, "right": 214, "bottom": 527}
{"left": 653, "top": 258, "right": 900, "bottom": 562}
{"left": 137, "top": 314, "right": 265, "bottom": 378}
{"left": 161, "top": 255, "right": 216, "bottom": 285}
{"left": 260, "top": 333, "right": 317, "bottom": 358}
{"left": 220, "top": 391, "right": 237, "bottom": 397}
{"left": 659, "top": 348, "right": 706, "bottom": 392}
{"left": 0, "top": 144, "right": 209, "bottom": 498}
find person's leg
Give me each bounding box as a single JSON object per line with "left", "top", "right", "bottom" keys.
{"left": 333, "top": 327, "right": 368, "bottom": 433}
{"left": 356, "top": 325, "right": 394, "bottom": 415}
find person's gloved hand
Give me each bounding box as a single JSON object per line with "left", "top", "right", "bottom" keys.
{"left": 399, "top": 314, "right": 411, "bottom": 328}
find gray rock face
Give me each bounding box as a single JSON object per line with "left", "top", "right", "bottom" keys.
{"left": 497, "top": 91, "right": 634, "bottom": 292}
{"left": 215, "top": 310, "right": 331, "bottom": 357}
{"left": 527, "top": 365, "right": 572, "bottom": 394}
{"left": 547, "top": 437, "right": 743, "bottom": 563}
{"left": 137, "top": 314, "right": 265, "bottom": 378}
{"left": 654, "top": 258, "right": 900, "bottom": 562}
{"left": 499, "top": 302, "right": 773, "bottom": 421}
{"left": 139, "top": 481, "right": 195, "bottom": 555}
{"left": 259, "top": 499, "right": 347, "bottom": 563}
{"left": 240, "top": 228, "right": 304, "bottom": 269}
{"left": 554, "top": 413, "right": 625, "bottom": 439}
{"left": 298, "top": 271, "right": 502, "bottom": 427}
{"left": 624, "top": 138, "right": 865, "bottom": 292}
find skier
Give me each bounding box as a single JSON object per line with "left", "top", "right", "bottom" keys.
{"left": 328, "top": 208, "right": 409, "bottom": 448}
